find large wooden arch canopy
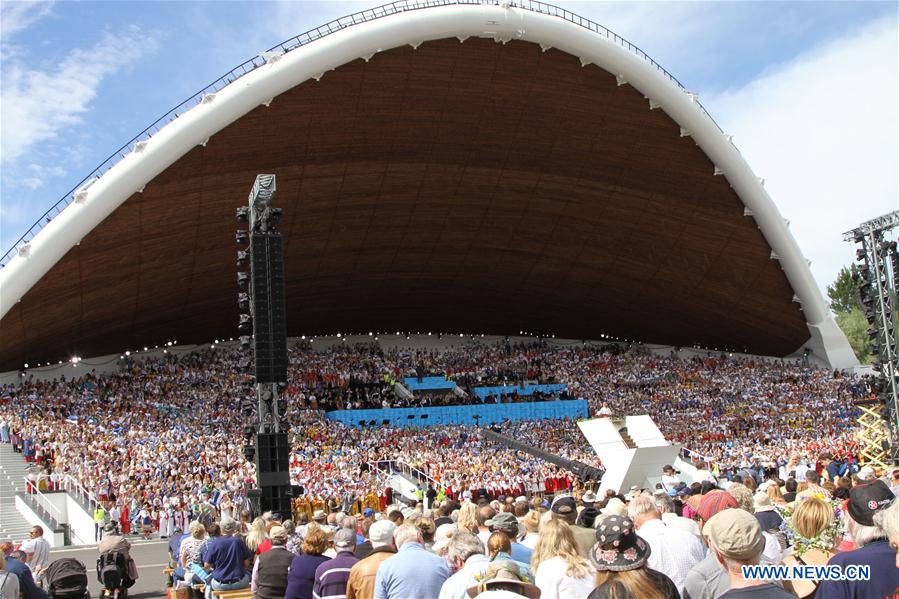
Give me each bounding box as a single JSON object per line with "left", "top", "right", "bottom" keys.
{"left": 0, "top": 2, "right": 857, "bottom": 371}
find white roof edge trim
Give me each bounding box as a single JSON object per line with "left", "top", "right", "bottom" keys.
{"left": 0, "top": 3, "right": 857, "bottom": 367}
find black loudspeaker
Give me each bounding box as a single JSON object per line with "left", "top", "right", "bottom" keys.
{"left": 258, "top": 484, "right": 294, "bottom": 519}
{"left": 250, "top": 232, "right": 288, "bottom": 383}
{"left": 256, "top": 432, "right": 290, "bottom": 487}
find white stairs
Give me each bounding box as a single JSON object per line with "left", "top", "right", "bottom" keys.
{"left": 0, "top": 443, "right": 35, "bottom": 542}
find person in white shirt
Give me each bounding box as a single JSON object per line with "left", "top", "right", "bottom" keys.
{"left": 629, "top": 494, "right": 705, "bottom": 595}
{"left": 438, "top": 532, "right": 489, "bottom": 599}
{"left": 596, "top": 403, "right": 612, "bottom": 417}
{"left": 21, "top": 525, "right": 51, "bottom": 579}
{"left": 530, "top": 519, "right": 594, "bottom": 599}
{"left": 661, "top": 465, "right": 680, "bottom": 492}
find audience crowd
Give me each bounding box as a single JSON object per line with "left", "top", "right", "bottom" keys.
{"left": 0, "top": 342, "right": 866, "bottom": 534}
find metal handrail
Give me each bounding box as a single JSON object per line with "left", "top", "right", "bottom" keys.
{"left": 57, "top": 474, "right": 99, "bottom": 513}
{"left": 370, "top": 458, "right": 446, "bottom": 491}
{"left": 23, "top": 476, "right": 65, "bottom": 524}
{"left": 0, "top": 0, "right": 718, "bottom": 268}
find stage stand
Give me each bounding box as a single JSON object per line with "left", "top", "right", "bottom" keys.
{"left": 578, "top": 415, "right": 684, "bottom": 495}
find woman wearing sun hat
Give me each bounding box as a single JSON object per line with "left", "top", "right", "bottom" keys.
{"left": 587, "top": 515, "right": 678, "bottom": 599}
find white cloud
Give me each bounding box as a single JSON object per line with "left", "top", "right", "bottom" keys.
{"left": 0, "top": 1, "right": 54, "bottom": 41}
{"left": 1, "top": 25, "right": 158, "bottom": 167}
{"left": 704, "top": 16, "right": 898, "bottom": 295}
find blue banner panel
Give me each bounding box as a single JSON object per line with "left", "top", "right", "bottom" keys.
{"left": 325, "top": 399, "right": 587, "bottom": 428}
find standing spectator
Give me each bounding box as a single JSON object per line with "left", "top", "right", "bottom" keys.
{"left": 374, "top": 522, "right": 450, "bottom": 599}
{"left": 93, "top": 503, "right": 107, "bottom": 542}
{"left": 20, "top": 526, "right": 50, "bottom": 580}
{"left": 314, "top": 529, "right": 359, "bottom": 599}
{"left": 550, "top": 497, "right": 595, "bottom": 557}
{"left": 438, "top": 532, "right": 488, "bottom": 599}
{"left": 874, "top": 497, "right": 898, "bottom": 567}
{"left": 285, "top": 525, "right": 332, "bottom": 599}
{"left": 588, "top": 515, "right": 678, "bottom": 599}
{"left": 780, "top": 498, "right": 839, "bottom": 598}
{"left": 251, "top": 525, "right": 293, "bottom": 599}
{"left": 0, "top": 553, "right": 21, "bottom": 599}
{"left": 704, "top": 510, "right": 793, "bottom": 598}
{"left": 203, "top": 518, "right": 252, "bottom": 598}
{"left": 629, "top": 494, "right": 704, "bottom": 594}
{"left": 486, "top": 512, "right": 533, "bottom": 563}
{"left": 1, "top": 548, "right": 47, "bottom": 599}
{"left": 682, "top": 490, "right": 740, "bottom": 599}
{"left": 817, "top": 480, "right": 897, "bottom": 599}
{"left": 531, "top": 519, "right": 595, "bottom": 599}
{"left": 346, "top": 520, "right": 396, "bottom": 599}
{"left": 465, "top": 561, "right": 540, "bottom": 598}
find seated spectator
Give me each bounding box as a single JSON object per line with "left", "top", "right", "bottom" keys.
{"left": 285, "top": 524, "right": 332, "bottom": 599}
{"left": 346, "top": 520, "right": 397, "bottom": 599}
{"left": 874, "top": 497, "right": 898, "bottom": 567}
{"left": 374, "top": 522, "right": 450, "bottom": 599}
{"left": 704, "top": 509, "right": 793, "bottom": 598}
{"left": 531, "top": 519, "right": 595, "bottom": 599}
{"left": 176, "top": 521, "right": 206, "bottom": 583}
{"left": 588, "top": 515, "right": 678, "bottom": 599}
{"left": 817, "top": 480, "right": 897, "bottom": 599}
{"left": 438, "top": 532, "right": 488, "bottom": 599}
{"left": 681, "top": 490, "right": 739, "bottom": 599}
{"left": 246, "top": 517, "right": 269, "bottom": 555}
{"left": 314, "top": 528, "right": 359, "bottom": 599}
{"left": 252, "top": 525, "right": 293, "bottom": 599}
{"left": 203, "top": 518, "right": 252, "bottom": 598}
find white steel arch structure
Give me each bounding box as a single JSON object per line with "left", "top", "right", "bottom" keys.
{"left": 0, "top": 0, "right": 857, "bottom": 368}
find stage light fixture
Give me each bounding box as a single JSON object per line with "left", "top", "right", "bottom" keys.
{"left": 237, "top": 272, "right": 249, "bottom": 289}
{"left": 237, "top": 251, "right": 248, "bottom": 267}
{"left": 236, "top": 230, "right": 249, "bottom": 244}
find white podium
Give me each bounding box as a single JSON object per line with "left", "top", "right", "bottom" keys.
{"left": 578, "top": 415, "right": 681, "bottom": 495}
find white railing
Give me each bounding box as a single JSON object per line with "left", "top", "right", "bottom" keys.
{"left": 369, "top": 459, "right": 445, "bottom": 491}
{"left": 22, "top": 477, "right": 65, "bottom": 525}
{"left": 57, "top": 474, "right": 98, "bottom": 513}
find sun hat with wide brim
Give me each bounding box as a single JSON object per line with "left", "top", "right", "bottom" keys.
{"left": 466, "top": 562, "right": 540, "bottom": 599}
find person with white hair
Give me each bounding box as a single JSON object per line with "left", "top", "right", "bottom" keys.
{"left": 817, "top": 480, "right": 897, "bottom": 598}
{"left": 875, "top": 496, "right": 899, "bottom": 569}
{"left": 438, "top": 532, "right": 489, "bottom": 599}
{"left": 628, "top": 494, "right": 704, "bottom": 595}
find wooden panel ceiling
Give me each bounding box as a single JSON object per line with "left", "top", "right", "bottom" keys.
{"left": 0, "top": 38, "right": 810, "bottom": 370}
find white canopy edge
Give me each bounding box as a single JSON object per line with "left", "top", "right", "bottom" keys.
{"left": 0, "top": 3, "right": 857, "bottom": 368}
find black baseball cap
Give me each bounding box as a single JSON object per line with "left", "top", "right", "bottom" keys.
{"left": 848, "top": 480, "right": 895, "bottom": 526}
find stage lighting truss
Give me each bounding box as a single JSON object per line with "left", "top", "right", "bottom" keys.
{"left": 845, "top": 210, "right": 899, "bottom": 466}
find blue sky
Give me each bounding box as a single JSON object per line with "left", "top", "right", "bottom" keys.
{"left": 1, "top": 0, "right": 897, "bottom": 293}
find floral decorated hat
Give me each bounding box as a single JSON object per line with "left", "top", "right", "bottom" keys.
{"left": 590, "top": 515, "right": 651, "bottom": 572}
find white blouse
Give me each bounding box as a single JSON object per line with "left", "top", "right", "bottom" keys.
{"left": 534, "top": 556, "right": 595, "bottom": 599}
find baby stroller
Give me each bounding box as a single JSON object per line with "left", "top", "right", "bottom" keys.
{"left": 97, "top": 551, "right": 131, "bottom": 599}
{"left": 44, "top": 558, "right": 91, "bottom": 599}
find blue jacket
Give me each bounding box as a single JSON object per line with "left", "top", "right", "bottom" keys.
{"left": 284, "top": 553, "right": 330, "bottom": 599}
{"left": 5, "top": 557, "right": 48, "bottom": 599}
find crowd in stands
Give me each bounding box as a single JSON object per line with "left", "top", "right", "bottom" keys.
{"left": 0, "top": 341, "right": 867, "bottom": 537}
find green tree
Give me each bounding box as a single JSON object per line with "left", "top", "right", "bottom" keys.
{"left": 827, "top": 264, "right": 860, "bottom": 314}
{"left": 835, "top": 307, "right": 872, "bottom": 364}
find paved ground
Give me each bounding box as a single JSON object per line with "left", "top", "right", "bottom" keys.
{"left": 49, "top": 537, "right": 170, "bottom": 598}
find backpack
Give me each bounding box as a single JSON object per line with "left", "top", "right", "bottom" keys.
{"left": 97, "top": 552, "right": 125, "bottom": 591}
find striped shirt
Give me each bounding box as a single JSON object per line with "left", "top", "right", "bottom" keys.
{"left": 314, "top": 550, "right": 359, "bottom": 599}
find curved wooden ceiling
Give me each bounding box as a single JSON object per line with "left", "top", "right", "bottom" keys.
{"left": 0, "top": 38, "right": 809, "bottom": 370}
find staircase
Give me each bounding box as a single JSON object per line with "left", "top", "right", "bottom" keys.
{"left": 0, "top": 443, "right": 35, "bottom": 543}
